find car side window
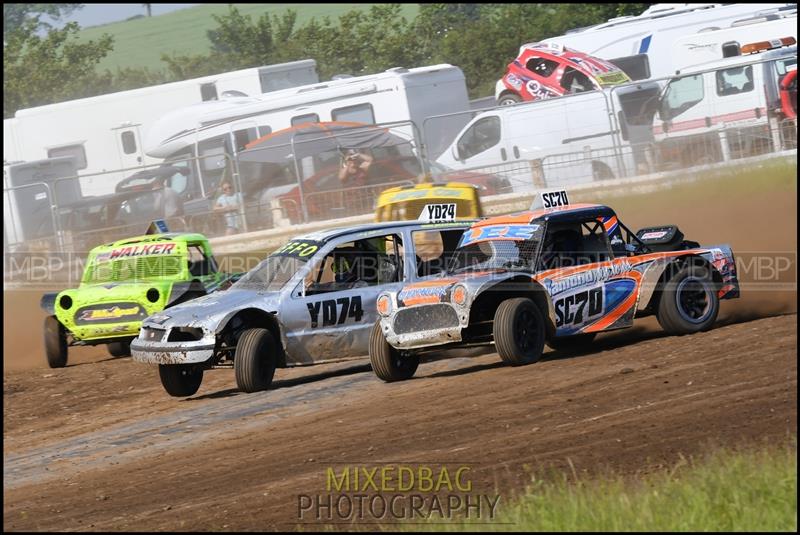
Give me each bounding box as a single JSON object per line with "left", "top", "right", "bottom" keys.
{"left": 716, "top": 65, "right": 754, "bottom": 96}
{"left": 456, "top": 116, "right": 501, "bottom": 160}
{"left": 526, "top": 57, "right": 559, "bottom": 78}
{"left": 187, "top": 244, "right": 215, "bottom": 276}
{"left": 578, "top": 219, "right": 613, "bottom": 264}
{"left": 304, "top": 234, "right": 402, "bottom": 295}
{"left": 661, "top": 74, "right": 704, "bottom": 121}
{"left": 540, "top": 219, "right": 612, "bottom": 270}
{"left": 560, "top": 67, "right": 594, "bottom": 93}
{"left": 412, "top": 229, "right": 465, "bottom": 277}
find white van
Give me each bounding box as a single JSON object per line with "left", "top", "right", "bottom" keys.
{"left": 654, "top": 43, "right": 797, "bottom": 168}
{"left": 436, "top": 81, "right": 662, "bottom": 191}
{"left": 143, "top": 64, "right": 472, "bottom": 191}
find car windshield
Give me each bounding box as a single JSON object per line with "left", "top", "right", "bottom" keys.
{"left": 448, "top": 224, "right": 543, "bottom": 273}
{"left": 233, "top": 240, "right": 323, "bottom": 291}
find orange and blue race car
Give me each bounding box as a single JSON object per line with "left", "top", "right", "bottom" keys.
{"left": 369, "top": 190, "right": 739, "bottom": 381}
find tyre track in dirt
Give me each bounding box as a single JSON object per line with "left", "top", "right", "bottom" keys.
{"left": 3, "top": 314, "right": 796, "bottom": 531}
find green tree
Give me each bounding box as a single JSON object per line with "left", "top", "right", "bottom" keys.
{"left": 4, "top": 20, "right": 114, "bottom": 117}
{"left": 3, "top": 4, "right": 82, "bottom": 37}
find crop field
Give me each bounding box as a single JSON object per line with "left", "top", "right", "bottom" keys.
{"left": 4, "top": 159, "right": 796, "bottom": 530}
{"left": 77, "top": 4, "right": 420, "bottom": 72}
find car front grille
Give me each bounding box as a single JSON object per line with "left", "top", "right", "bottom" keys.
{"left": 393, "top": 304, "right": 459, "bottom": 335}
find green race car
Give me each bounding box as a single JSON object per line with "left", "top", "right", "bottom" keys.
{"left": 41, "top": 231, "right": 239, "bottom": 368}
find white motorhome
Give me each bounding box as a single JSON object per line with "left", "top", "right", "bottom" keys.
{"left": 437, "top": 81, "right": 662, "bottom": 190}
{"left": 538, "top": 3, "right": 795, "bottom": 80}
{"left": 654, "top": 43, "right": 797, "bottom": 168}
{"left": 672, "top": 12, "right": 797, "bottom": 71}
{"left": 143, "top": 64, "right": 472, "bottom": 191}
{"left": 3, "top": 60, "right": 319, "bottom": 197}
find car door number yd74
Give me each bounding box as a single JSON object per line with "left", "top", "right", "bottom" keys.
{"left": 307, "top": 296, "right": 364, "bottom": 328}
{"left": 555, "top": 287, "right": 603, "bottom": 328}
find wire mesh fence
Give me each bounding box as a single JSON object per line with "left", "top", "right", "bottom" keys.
{"left": 4, "top": 54, "right": 797, "bottom": 258}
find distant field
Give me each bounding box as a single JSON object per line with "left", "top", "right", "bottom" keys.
{"left": 78, "top": 4, "right": 421, "bottom": 73}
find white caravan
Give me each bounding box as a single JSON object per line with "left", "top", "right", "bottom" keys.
{"left": 672, "top": 12, "right": 797, "bottom": 72}
{"left": 437, "top": 81, "right": 662, "bottom": 191}
{"left": 538, "top": 3, "right": 795, "bottom": 80}
{"left": 3, "top": 60, "right": 319, "bottom": 197}
{"left": 143, "top": 64, "right": 472, "bottom": 190}
{"left": 653, "top": 43, "right": 797, "bottom": 168}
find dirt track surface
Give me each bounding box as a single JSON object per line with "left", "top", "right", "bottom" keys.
{"left": 4, "top": 169, "right": 797, "bottom": 530}
{"left": 3, "top": 312, "right": 797, "bottom": 531}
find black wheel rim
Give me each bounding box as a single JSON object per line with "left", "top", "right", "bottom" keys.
{"left": 676, "top": 278, "right": 712, "bottom": 324}
{"left": 514, "top": 308, "right": 537, "bottom": 351}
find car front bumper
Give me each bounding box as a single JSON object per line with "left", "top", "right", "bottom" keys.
{"left": 131, "top": 325, "right": 216, "bottom": 365}
{"left": 382, "top": 302, "right": 467, "bottom": 350}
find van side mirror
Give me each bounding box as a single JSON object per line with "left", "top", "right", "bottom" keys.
{"left": 451, "top": 144, "right": 461, "bottom": 162}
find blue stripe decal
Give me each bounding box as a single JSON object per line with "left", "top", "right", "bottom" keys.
{"left": 638, "top": 35, "right": 652, "bottom": 54}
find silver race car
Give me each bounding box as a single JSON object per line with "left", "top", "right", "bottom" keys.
{"left": 131, "top": 220, "right": 473, "bottom": 396}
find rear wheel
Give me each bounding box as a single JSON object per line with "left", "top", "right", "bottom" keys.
{"left": 107, "top": 340, "right": 131, "bottom": 357}
{"left": 159, "top": 364, "right": 203, "bottom": 397}
{"left": 498, "top": 93, "right": 523, "bottom": 106}
{"left": 547, "top": 332, "right": 597, "bottom": 352}
{"left": 234, "top": 328, "right": 277, "bottom": 393}
{"left": 369, "top": 321, "right": 419, "bottom": 382}
{"left": 657, "top": 265, "right": 719, "bottom": 335}
{"left": 44, "top": 315, "right": 68, "bottom": 368}
{"left": 494, "top": 298, "right": 545, "bottom": 366}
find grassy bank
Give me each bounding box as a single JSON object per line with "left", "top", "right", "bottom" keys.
{"left": 432, "top": 443, "right": 797, "bottom": 531}
{"left": 78, "top": 4, "right": 420, "bottom": 72}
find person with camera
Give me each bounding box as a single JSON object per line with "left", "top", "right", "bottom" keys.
{"left": 337, "top": 148, "right": 374, "bottom": 187}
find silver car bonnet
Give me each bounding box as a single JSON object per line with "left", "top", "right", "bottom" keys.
{"left": 144, "top": 288, "right": 282, "bottom": 332}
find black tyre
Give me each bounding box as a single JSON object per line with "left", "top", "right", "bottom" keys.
{"left": 497, "top": 93, "right": 522, "bottom": 106}
{"left": 158, "top": 364, "right": 203, "bottom": 397}
{"left": 656, "top": 264, "right": 720, "bottom": 335}
{"left": 234, "top": 328, "right": 277, "bottom": 393}
{"left": 494, "top": 298, "right": 545, "bottom": 366}
{"left": 369, "top": 321, "right": 419, "bottom": 382}
{"left": 547, "top": 332, "right": 597, "bottom": 352}
{"left": 107, "top": 340, "right": 131, "bottom": 357}
{"left": 44, "top": 315, "right": 68, "bottom": 368}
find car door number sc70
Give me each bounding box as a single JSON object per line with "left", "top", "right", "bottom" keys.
{"left": 307, "top": 296, "right": 364, "bottom": 328}
{"left": 555, "top": 287, "right": 603, "bottom": 327}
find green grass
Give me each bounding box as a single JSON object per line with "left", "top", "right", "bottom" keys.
{"left": 425, "top": 443, "right": 797, "bottom": 531}
{"left": 77, "top": 4, "right": 420, "bottom": 73}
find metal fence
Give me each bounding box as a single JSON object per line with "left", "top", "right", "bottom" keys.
{"left": 4, "top": 54, "right": 796, "bottom": 256}
{"left": 422, "top": 52, "right": 797, "bottom": 192}
{"left": 4, "top": 121, "right": 434, "bottom": 253}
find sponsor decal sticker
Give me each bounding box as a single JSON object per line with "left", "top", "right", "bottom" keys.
{"left": 109, "top": 242, "right": 177, "bottom": 259}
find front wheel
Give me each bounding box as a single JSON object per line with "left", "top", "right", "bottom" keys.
{"left": 234, "top": 328, "right": 277, "bottom": 393}
{"left": 107, "top": 340, "right": 131, "bottom": 357}
{"left": 657, "top": 265, "right": 720, "bottom": 335}
{"left": 369, "top": 321, "right": 419, "bottom": 382}
{"left": 159, "top": 364, "right": 203, "bottom": 397}
{"left": 44, "top": 315, "right": 68, "bottom": 368}
{"left": 494, "top": 298, "right": 545, "bottom": 366}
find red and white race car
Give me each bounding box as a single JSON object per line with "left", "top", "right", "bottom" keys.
{"left": 495, "top": 42, "right": 631, "bottom": 106}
